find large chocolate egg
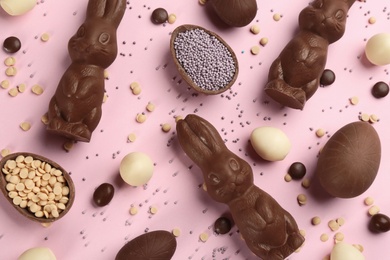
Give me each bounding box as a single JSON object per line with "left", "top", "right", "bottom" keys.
{"left": 316, "top": 121, "right": 381, "bottom": 198}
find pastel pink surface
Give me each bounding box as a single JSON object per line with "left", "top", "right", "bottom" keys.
{"left": 0, "top": 0, "right": 389, "bottom": 259}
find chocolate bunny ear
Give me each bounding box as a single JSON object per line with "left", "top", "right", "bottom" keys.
{"left": 176, "top": 114, "right": 227, "bottom": 167}
{"left": 346, "top": 0, "right": 356, "bottom": 9}
{"left": 86, "top": 0, "right": 127, "bottom": 27}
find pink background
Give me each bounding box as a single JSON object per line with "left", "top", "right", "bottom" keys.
{"left": 0, "top": 0, "right": 389, "bottom": 259}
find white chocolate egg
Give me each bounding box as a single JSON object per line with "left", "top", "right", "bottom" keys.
{"left": 18, "top": 247, "right": 56, "bottom": 260}
{"left": 330, "top": 242, "right": 365, "bottom": 260}
{"left": 120, "top": 152, "right": 154, "bottom": 186}
{"left": 365, "top": 33, "right": 390, "bottom": 66}
{"left": 0, "top": 0, "right": 36, "bottom": 16}
{"left": 250, "top": 126, "right": 291, "bottom": 161}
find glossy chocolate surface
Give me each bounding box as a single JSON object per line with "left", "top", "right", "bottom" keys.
{"left": 176, "top": 114, "right": 304, "bottom": 259}
{"left": 151, "top": 8, "right": 168, "bottom": 24}
{"left": 371, "top": 81, "right": 389, "bottom": 98}
{"left": 3, "top": 36, "right": 21, "bottom": 53}
{"left": 46, "top": 0, "right": 126, "bottom": 142}
{"left": 316, "top": 121, "right": 381, "bottom": 198}
{"left": 369, "top": 213, "right": 390, "bottom": 233}
{"left": 93, "top": 183, "right": 114, "bottom": 207}
{"left": 320, "top": 69, "right": 336, "bottom": 86}
{"left": 214, "top": 216, "right": 232, "bottom": 235}
{"left": 288, "top": 162, "right": 306, "bottom": 180}
{"left": 265, "top": 0, "right": 356, "bottom": 109}
{"left": 115, "top": 230, "right": 177, "bottom": 260}
{"left": 211, "top": 0, "right": 257, "bottom": 27}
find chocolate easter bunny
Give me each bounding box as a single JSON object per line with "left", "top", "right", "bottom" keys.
{"left": 265, "top": 0, "right": 355, "bottom": 109}
{"left": 47, "top": 0, "right": 126, "bottom": 142}
{"left": 176, "top": 114, "right": 304, "bottom": 259}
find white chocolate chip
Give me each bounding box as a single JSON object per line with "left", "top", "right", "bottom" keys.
{"left": 31, "top": 84, "right": 44, "bottom": 95}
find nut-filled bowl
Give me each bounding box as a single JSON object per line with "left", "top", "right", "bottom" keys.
{"left": 0, "top": 152, "right": 75, "bottom": 224}
{"left": 170, "top": 24, "right": 239, "bottom": 95}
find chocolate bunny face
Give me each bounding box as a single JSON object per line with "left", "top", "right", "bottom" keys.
{"left": 299, "top": 0, "right": 354, "bottom": 43}
{"left": 176, "top": 114, "right": 253, "bottom": 203}
{"left": 68, "top": 0, "right": 126, "bottom": 68}
{"left": 204, "top": 154, "right": 253, "bottom": 203}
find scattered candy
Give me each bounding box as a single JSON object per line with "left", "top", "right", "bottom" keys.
{"left": 371, "top": 81, "right": 389, "bottom": 98}
{"left": 311, "top": 216, "right": 321, "bottom": 225}
{"left": 259, "top": 37, "right": 268, "bottom": 46}
{"left": 168, "top": 14, "right": 176, "bottom": 24}
{"left": 93, "top": 183, "right": 115, "bottom": 207}
{"left": 0, "top": 0, "right": 36, "bottom": 16}
{"left": 250, "top": 126, "right": 291, "bottom": 161}
{"left": 330, "top": 242, "right": 365, "bottom": 260}
{"left": 151, "top": 8, "right": 168, "bottom": 24}
{"left": 41, "top": 33, "right": 50, "bottom": 42}
{"left": 18, "top": 247, "right": 56, "bottom": 260}
{"left": 320, "top": 69, "right": 336, "bottom": 86}
{"left": 3, "top": 36, "right": 21, "bottom": 53}
{"left": 119, "top": 152, "right": 154, "bottom": 186}
{"left": 365, "top": 33, "right": 390, "bottom": 66}
{"left": 213, "top": 216, "right": 232, "bottom": 235}
{"left": 250, "top": 24, "right": 260, "bottom": 34}
{"left": 199, "top": 232, "right": 209, "bottom": 242}
{"left": 19, "top": 121, "right": 31, "bottom": 131}
{"left": 288, "top": 162, "right": 306, "bottom": 180}
{"left": 369, "top": 213, "right": 390, "bottom": 233}
{"left": 31, "top": 84, "right": 44, "bottom": 95}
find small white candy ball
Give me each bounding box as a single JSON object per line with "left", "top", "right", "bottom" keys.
{"left": 250, "top": 126, "right": 291, "bottom": 161}
{"left": 365, "top": 33, "right": 390, "bottom": 66}
{"left": 120, "top": 152, "right": 154, "bottom": 186}
{"left": 330, "top": 242, "right": 365, "bottom": 260}
{"left": 18, "top": 247, "right": 56, "bottom": 260}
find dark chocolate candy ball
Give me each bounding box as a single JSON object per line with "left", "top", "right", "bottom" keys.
{"left": 369, "top": 213, "right": 390, "bottom": 233}
{"left": 288, "top": 162, "right": 306, "bottom": 180}
{"left": 93, "top": 183, "right": 115, "bottom": 207}
{"left": 151, "top": 8, "right": 168, "bottom": 24}
{"left": 371, "top": 81, "right": 389, "bottom": 98}
{"left": 214, "top": 216, "right": 232, "bottom": 234}
{"left": 320, "top": 69, "right": 336, "bottom": 86}
{"left": 3, "top": 36, "right": 21, "bottom": 53}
